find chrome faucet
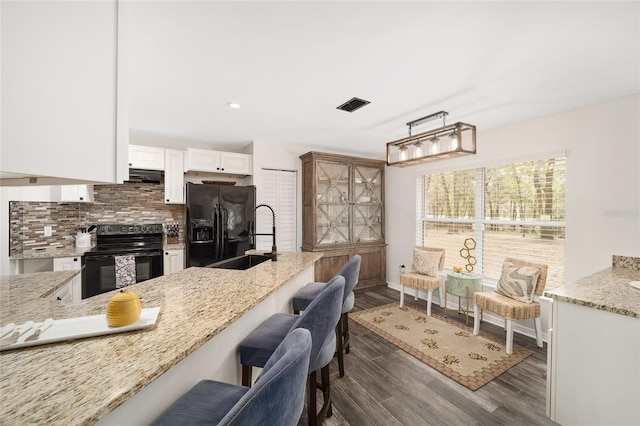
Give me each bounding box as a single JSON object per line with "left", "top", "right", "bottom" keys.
{"left": 251, "top": 204, "right": 277, "bottom": 261}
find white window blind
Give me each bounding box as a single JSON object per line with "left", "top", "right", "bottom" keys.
{"left": 420, "top": 157, "right": 566, "bottom": 286}
{"left": 482, "top": 158, "right": 566, "bottom": 284}
{"left": 257, "top": 169, "right": 297, "bottom": 252}
{"left": 421, "top": 168, "right": 480, "bottom": 273}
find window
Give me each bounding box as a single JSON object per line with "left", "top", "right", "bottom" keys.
{"left": 419, "top": 157, "right": 565, "bottom": 286}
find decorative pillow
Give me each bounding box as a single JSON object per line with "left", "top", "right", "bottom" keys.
{"left": 412, "top": 249, "right": 442, "bottom": 277}
{"left": 495, "top": 261, "right": 541, "bottom": 303}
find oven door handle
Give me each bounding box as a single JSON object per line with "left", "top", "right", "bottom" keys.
{"left": 84, "top": 255, "right": 115, "bottom": 262}
{"left": 143, "top": 251, "right": 164, "bottom": 258}
{"left": 85, "top": 253, "right": 162, "bottom": 261}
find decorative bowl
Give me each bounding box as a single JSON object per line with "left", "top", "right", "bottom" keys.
{"left": 106, "top": 290, "right": 142, "bottom": 327}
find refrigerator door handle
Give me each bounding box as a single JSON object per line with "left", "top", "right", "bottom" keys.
{"left": 220, "top": 206, "right": 227, "bottom": 261}
{"left": 216, "top": 204, "right": 223, "bottom": 262}
{"left": 213, "top": 204, "right": 220, "bottom": 262}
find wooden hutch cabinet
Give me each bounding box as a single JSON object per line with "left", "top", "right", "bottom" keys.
{"left": 300, "top": 151, "right": 386, "bottom": 290}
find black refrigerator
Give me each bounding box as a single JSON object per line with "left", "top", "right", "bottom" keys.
{"left": 185, "top": 183, "right": 256, "bottom": 267}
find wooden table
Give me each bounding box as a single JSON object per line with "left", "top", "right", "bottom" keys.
{"left": 444, "top": 272, "right": 483, "bottom": 325}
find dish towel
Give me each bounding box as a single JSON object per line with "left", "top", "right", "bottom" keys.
{"left": 115, "top": 255, "right": 136, "bottom": 288}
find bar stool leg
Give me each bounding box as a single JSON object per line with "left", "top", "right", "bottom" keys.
{"left": 343, "top": 312, "right": 350, "bottom": 354}
{"left": 322, "top": 365, "right": 332, "bottom": 417}
{"left": 335, "top": 320, "right": 345, "bottom": 377}
{"left": 241, "top": 364, "right": 252, "bottom": 387}
{"left": 308, "top": 371, "right": 317, "bottom": 426}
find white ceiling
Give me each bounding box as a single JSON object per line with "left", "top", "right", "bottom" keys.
{"left": 129, "top": 1, "right": 640, "bottom": 159}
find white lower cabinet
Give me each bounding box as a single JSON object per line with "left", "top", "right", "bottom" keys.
{"left": 49, "top": 281, "right": 73, "bottom": 303}
{"left": 53, "top": 257, "right": 82, "bottom": 302}
{"left": 547, "top": 300, "right": 640, "bottom": 425}
{"left": 164, "top": 249, "right": 184, "bottom": 274}
{"left": 164, "top": 149, "right": 185, "bottom": 204}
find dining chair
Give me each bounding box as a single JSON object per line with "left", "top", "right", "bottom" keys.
{"left": 239, "top": 275, "right": 345, "bottom": 426}
{"left": 399, "top": 247, "right": 445, "bottom": 315}
{"left": 291, "top": 254, "right": 361, "bottom": 377}
{"left": 151, "top": 328, "right": 312, "bottom": 426}
{"left": 473, "top": 257, "right": 549, "bottom": 354}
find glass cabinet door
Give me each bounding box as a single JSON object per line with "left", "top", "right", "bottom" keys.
{"left": 353, "top": 165, "right": 383, "bottom": 243}
{"left": 315, "top": 161, "right": 350, "bottom": 245}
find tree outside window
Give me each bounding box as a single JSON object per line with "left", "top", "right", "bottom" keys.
{"left": 420, "top": 158, "right": 565, "bottom": 286}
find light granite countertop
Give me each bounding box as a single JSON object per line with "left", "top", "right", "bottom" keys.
{"left": 9, "top": 246, "right": 92, "bottom": 261}
{"left": 1, "top": 270, "right": 80, "bottom": 306}
{"left": 544, "top": 266, "right": 640, "bottom": 319}
{"left": 0, "top": 251, "right": 322, "bottom": 425}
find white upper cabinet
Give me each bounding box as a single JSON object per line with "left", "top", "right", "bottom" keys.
{"left": 164, "top": 149, "right": 185, "bottom": 204}
{"left": 60, "top": 185, "right": 94, "bottom": 203}
{"left": 0, "top": 1, "right": 128, "bottom": 185}
{"left": 185, "top": 148, "right": 251, "bottom": 175}
{"left": 185, "top": 148, "right": 220, "bottom": 173}
{"left": 220, "top": 152, "right": 252, "bottom": 175}
{"left": 129, "top": 145, "right": 165, "bottom": 171}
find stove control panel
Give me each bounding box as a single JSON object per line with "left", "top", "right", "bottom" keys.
{"left": 97, "top": 224, "right": 164, "bottom": 235}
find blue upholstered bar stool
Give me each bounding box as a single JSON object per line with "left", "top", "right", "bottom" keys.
{"left": 292, "top": 255, "right": 361, "bottom": 377}
{"left": 239, "top": 275, "right": 345, "bottom": 426}
{"left": 151, "top": 328, "right": 312, "bottom": 426}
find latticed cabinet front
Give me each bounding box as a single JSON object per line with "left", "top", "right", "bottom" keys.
{"left": 353, "top": 164, "right": 383, "bottom": 244}
{"left": 310, "top": 159, "right": 384, "bottom": 246}
{"left": 301, "top": 151, "right": 386, "bottom": 289}
{"left": 315, "top": 160, "right": 350, "bottom": 245}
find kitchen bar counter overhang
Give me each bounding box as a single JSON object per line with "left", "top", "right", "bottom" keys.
{"left": 544, "top": 266, "right": 640, "bottom": 318}
{"left": 0, "top": 251, "right": 322, "bottom": 425}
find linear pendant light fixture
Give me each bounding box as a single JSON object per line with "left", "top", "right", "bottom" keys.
{"left": 386, "top": 111, "right": 476, "bottom": 167}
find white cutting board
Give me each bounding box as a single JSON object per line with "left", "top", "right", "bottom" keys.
{"left": 0, "top": 307, "right": 160, "bottom": 351}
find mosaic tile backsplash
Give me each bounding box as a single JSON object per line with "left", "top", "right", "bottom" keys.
{"left": 9, "top": 183, "right": 184, "bottom": 255}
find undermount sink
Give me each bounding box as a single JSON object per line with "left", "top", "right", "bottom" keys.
{"left": 206, "top": 254, "right": 272, "bottom": 270}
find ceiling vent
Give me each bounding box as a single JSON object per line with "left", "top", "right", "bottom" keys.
{"left": 336, "top": 97, "right": 370, "bottom": 113}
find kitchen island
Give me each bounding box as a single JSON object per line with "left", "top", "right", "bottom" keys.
{"left": 544, "top": 256, "right": 640, "bottom": 425}
{"left": 0, "top": 252, "right": 322, "bottom": 425}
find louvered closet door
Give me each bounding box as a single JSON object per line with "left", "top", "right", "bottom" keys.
{"left": 257, "top": 169, "right": 297, "bottom": 252}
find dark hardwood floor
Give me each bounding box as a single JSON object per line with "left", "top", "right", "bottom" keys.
{"left": 298, "top": 286, "right": 559, "bottom": 426}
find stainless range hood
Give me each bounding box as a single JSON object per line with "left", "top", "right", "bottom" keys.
{"left": 126, "top": 169, "right": 162, "bottom": 183}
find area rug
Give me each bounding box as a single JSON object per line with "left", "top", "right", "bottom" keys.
{"left": 351, "top": 303, "right": 532, "bottom": 391}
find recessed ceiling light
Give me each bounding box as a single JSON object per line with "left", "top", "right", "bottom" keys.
{"left": 227, "top": 102, "right": 241, "bottom": 109}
